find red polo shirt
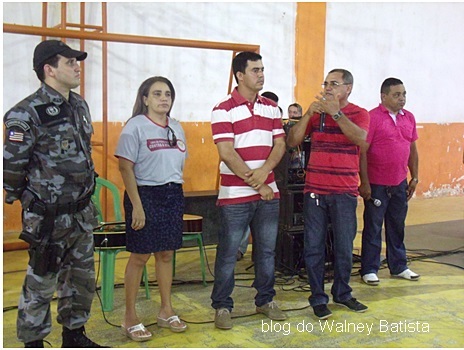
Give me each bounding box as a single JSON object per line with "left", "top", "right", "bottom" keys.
{"left": 304, "top": 103, "right": 370, "bottom": 196}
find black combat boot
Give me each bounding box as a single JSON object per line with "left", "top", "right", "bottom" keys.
{"left": 62, "top": 326, "right": 109, "bottom": 348}
{"left": 24, "top": 339, "right": 44, "bottom": 348}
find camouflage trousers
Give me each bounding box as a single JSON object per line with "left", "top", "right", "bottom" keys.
{"left": 17, "top": 205, "right": 97, "bottom": 343}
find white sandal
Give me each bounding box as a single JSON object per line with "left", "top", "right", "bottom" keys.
{"left": 121, "top": 323, "right": 153, "bottom": 342}
{"left": 157, "top": 315, "right": 187, "bottom": 332}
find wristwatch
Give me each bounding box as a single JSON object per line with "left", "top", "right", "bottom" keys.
{"left": 410, "top": 178, "right": 419, "bottom": 183}
{"left": 332, "top": 111, "right": 343, "bottom": 121}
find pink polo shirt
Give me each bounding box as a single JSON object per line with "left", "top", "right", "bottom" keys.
{"left": 366, "top": 104, "right": 418, "bottom": 186}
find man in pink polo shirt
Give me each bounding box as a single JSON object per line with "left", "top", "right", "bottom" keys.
{"left": 359, "top": 77, "right": 420, "bottom": 286}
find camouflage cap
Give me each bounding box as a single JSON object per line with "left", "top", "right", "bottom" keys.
{"left": 33, "top": 40, "right": 87, "bottom": 71}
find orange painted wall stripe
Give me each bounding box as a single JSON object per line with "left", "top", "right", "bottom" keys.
{"left": 295, "top": 2, "right": 326, "bottom": 109}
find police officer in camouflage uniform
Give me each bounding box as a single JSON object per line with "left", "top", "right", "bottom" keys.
{"left": 3, "top": 40, "right": 107, "bottom": 348}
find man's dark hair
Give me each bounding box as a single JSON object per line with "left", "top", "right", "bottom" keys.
{"left": 288, "top": 103, "right": 302, "bottom": 114}
{"left": 381, "top": 77, "right": 403, "bottom": 94}
{"left": 232, "top": 51, "right": 262, "bottom": 84}
{"left": 35, "top": 55, "right": 60, "bottom": 82}
{"left": 328, "top": 68, "right": 354, "bottom": 85}
{"left": 261, "top": 91, "right": 279, "bottom": 103}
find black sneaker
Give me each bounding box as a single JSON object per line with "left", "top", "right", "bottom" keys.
{"left": 25, "top": 340, "right": 44, "bottom": 348}
{"left": 313, "top": 304, "right": 332, "bottom": 319}
{"left": 62, "top": 326, "right": 109, "bottom": 348}
{"left": 334, "top": 298, "right": 368, "bottom": 312}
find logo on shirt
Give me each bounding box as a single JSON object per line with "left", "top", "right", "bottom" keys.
{"left": 147, "top": 139, "right": 171, "bottom": 151}
{"left": 146, "top": 139, "right": 186, "bottom": 152}
{"left": 46, "top": 105, "right": 60, "bottom": 116}
{"left": 61, "top": 140, "right": 70, "bottom": 153}
{"left": 176, "top": 140, "right": 186, "bottom": 152}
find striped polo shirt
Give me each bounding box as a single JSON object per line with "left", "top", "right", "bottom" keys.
{"left": 304, "top": 103, "right": 370, "bottom": 196}
{"left": 211, "top": 88, "right": 286, "bottom": 206}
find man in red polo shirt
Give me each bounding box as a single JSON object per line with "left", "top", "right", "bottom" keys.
{"left": 288, "top": 69, "right": 369, "bottom": 320}
{"left": 359, "top": 77, "right": 420, "bottom": 286}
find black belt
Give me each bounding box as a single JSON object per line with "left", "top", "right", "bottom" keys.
{"left": 28, "top": 195, "right": 92, "bottom": 216}
{"left": 139, "top": 182, "right": 182, "bottom": 188}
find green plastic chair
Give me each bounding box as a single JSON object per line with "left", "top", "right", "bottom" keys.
{"left": 173, "top": 214, "right": 207, "bottom": 287}
{"left": 92, "top": 177, "right": 150, "bottom": 312}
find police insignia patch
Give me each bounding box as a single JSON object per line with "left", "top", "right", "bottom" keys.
{"left": 61, "top": 140, "right": 70, "bottom": 151}
{"left": 5, "top": 119, "right": 30, "bottom": 131}
{"left": 9, "top": 130, "right": 24, "bottom": 142}
{"left": 46, "top": 105, "right": 60, "bottom": 116}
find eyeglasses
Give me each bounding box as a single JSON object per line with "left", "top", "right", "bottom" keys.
{"left": 166, "top": 125, "right": 177, "bottom": 147}
{"left": 321, "top": 81, "right": 351, "bottom": 89}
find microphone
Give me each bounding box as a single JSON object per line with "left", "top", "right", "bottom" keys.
{"left": 369, "top": 198, "right": 382, "bottom": 207}
{"left": 319, "top": 112, "right": 326, "bottom": 132}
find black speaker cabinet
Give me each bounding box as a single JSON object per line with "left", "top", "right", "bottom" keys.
{"left": 275, "top": 230, "right": 305, "bottom": 274}
{"left": 275, "top": 226, "right": 335, "bottom": 276}
{"left": 275, "top": 136, "right": 310, "bottom": 191}
{"left": 279, "top": 190, "right": 305, "bottom": 231}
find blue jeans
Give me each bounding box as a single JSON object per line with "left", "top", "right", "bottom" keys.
{"left": 239, "top": 227, "right": 251, "bottom": 254}
{"left": 211, "top": 199, "right": 279, "bottom": 311}
{"left": 303, "top": 193, "right": 358, "bottom": 306}
{"left": 361, "top": 180, "right": 409, "bottom": 276}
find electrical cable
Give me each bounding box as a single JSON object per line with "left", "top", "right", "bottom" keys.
{"left": 94, "top": 247, "right": 121, "bottom": 328}
{"left": 91, "top": 240, "right": 312, "bottom": 327}
{"left": 416, "top": 259, "right": 464, "bottom": 270}
{"left": 4, "top": 244, "right": 463, "bottom": 328}
{"left": 407, "top": 245, "right": 464, "bottom": 253}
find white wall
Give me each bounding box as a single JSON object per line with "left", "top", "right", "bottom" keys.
{"left": 2, "top": 2, "right": 296, "bottom": 122}
{"left": 4, "top": 2, "right": 464, "bottom": 124}
{"left": 325, "top": 2, "right": 464, "bottom": 123}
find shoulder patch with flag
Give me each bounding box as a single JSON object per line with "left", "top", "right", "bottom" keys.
{"left": 8, "top": 130, "right": 24, "bottom": 142}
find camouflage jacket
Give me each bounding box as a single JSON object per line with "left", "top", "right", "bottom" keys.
{"left": 3, "top": 84, "right": 96, "bottom": 206}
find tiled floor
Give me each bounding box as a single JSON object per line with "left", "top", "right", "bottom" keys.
{"left": 2, "top": 196, "right": 464, "bottom": 348}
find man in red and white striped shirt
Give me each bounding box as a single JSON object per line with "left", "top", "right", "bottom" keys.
{"left": 210, "top": 51, "right": 286, "bottom": 330}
